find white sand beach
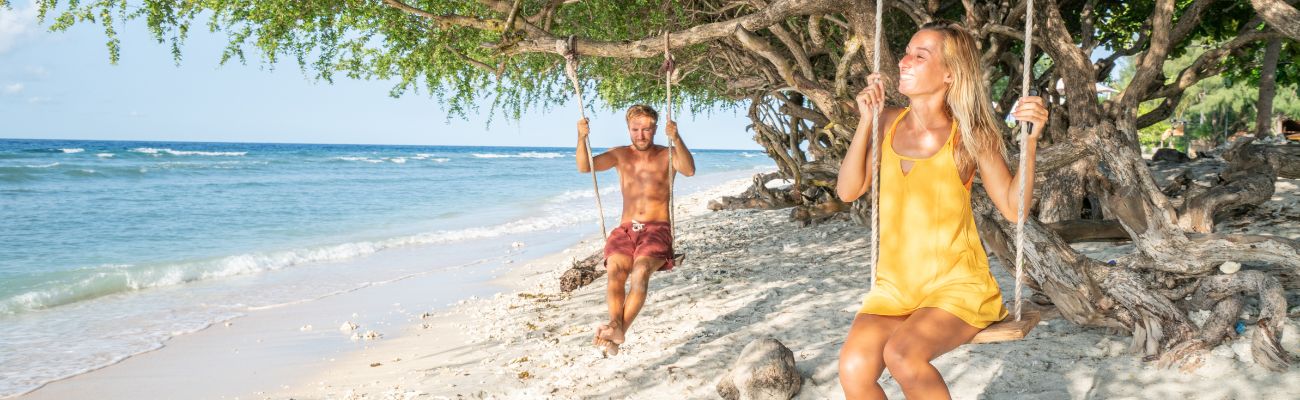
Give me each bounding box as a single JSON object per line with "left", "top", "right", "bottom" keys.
{"left": 274, "top": 174, "right": 1300, "bottom": 400}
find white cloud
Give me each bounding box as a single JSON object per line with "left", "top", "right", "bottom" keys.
{"left": 25, "top": 65, "right": 48, "bottom": 78}
{"left": 2, "top": 83, "right": 22, "bottom": 94}
{"left": 26, "top": 96, "right": 49, "bottom": 104}
{"left": 0, "top": 3, "right": 40, "bottom": 54}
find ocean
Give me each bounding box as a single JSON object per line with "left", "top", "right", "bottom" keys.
{"left": 0, "top": 138, "right": 771, "bottom": 397}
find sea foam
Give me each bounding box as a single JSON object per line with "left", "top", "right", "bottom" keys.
{"left": 471, "top": 152, "right": 565, "bottom": 159}
{"left": 130, "top": 147, "right": 247, "bottom": 157}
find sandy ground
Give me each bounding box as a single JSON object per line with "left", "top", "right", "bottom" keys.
{"left": 280, "top": 172, "right": 1300, "bottom": 400}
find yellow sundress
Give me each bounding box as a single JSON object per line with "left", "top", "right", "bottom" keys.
{"left": 858, "top": 108, "right": 1008, "bottom": 329}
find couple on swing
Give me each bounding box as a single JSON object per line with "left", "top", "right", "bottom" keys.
{"left": 575, "top": 21, "right": 1048, "bottom": 399}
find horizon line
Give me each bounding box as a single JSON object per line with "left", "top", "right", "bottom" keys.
{"left": 0, "top": 136, "right": 764, "bottom": 152}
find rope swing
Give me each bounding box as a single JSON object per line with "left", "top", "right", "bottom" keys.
{"left": 663, "top": 32, "right": 677, "bottom": 249}
{"left": 559, "top": 36, "right": 609, "bottom": 240}
{"left": 663, "top": 32, "right": 686, "bottom": 266}
{"left": 1012, "top": 0, "right": 1035, "bottom": 323}
{"left": 867, "top": 0, "right": 885, "bottom": 292}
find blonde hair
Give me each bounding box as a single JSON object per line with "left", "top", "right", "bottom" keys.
{"left": 920, "top": 20, "right": 1007, "bottom": 176}
{"left": 625, "top": 104, "right": 659, "bottom": 123}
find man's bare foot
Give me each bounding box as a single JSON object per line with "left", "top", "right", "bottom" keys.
{"left": 592, "top": 323, "right": 612, "bottom": 348}
{"left": 598, "top": 320, "right": 626, "bottom": 345}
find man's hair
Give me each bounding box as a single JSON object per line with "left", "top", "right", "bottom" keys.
{"left": 625, "top": 105, "right": 659, "bottom": 123}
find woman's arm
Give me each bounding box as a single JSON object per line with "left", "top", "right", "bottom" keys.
{"left": 838, "top": 73, "right": 893, "bottom": 202}
{"left": 977, "top": 96, "right": 1048, "bottom": 222}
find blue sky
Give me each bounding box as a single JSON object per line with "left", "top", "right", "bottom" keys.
{"left": 0, "top": 1, "right": 760, "bottom": 150}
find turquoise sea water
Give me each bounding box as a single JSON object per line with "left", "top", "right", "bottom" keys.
{"left": 0, "top": 139, "right": 770, "bottom": 397}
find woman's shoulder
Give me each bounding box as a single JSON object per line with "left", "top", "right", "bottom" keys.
{"left": 880, "top": 107, "right": 907, "bottom": 125}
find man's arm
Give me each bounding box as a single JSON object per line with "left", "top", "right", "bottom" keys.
{"left": 576, "top": 118, "right": 618, "bottom": 172}
{"left": 664, "top": 120, "right": 696, "bottom": 176}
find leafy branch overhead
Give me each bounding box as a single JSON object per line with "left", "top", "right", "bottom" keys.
{"left": 38, "top": 1, "right": 1297, "bottom": 124}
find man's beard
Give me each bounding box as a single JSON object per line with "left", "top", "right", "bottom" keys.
{"left": 632, "top": 141, "right": 651, "bottom": 151}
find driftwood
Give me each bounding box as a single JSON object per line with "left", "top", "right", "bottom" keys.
{"left": 1263, "top": 142, "right": 1300, "bottom": 179}
{"left": 1178, "top": 138, "right": 1277, "bottom": 233}
{"left": 707, "top": 172, "right": 849, "bottom": 227}
{"left": 708, "top": 172, "right": 797, "bottom": 211}
{"left": 1153, "top": 148, "right": 1192, "bottom": 163}
{"left": 559, "top": 251, "right": 605, "bottom": 293}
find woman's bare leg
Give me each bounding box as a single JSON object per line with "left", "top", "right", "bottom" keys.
{"left": 881, "top": 308, "right": 982, "bottom": 400}
{"left": 839, "top": 313, "right": 907, "bottom": 400}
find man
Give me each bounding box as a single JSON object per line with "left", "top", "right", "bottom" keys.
{"left": 576, "top": 104, "right": 696, "bottom": 355}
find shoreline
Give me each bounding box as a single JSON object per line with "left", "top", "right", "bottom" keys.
{"left": 12, "top": 238, "right": 533, "bottom": 400}
{"left": 10, "top": 169, "right": 763, "bottom": 400}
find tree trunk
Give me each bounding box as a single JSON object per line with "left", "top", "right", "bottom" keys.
{"left": 1256, "top": 37, "right": 1282, "bottom": 138}
{"left": 1038, "top": 158, "right": 1098, "bottom": 223}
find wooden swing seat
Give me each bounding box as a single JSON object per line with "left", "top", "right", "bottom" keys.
{"left": 967, "top": 310, "right": 1041, "bottom": 344}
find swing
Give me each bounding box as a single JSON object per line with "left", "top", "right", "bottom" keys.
{"left": 558, "top": 35, "right": 687, "bottom": 267}
{"left": 863, "top": 0, "right": 1040, "bottom": 344}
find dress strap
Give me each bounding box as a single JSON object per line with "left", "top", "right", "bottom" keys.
{"left": 884, "top": 107, "right": 910, "bottom": 155}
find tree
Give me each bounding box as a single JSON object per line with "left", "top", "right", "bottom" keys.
{"left": 1250, "top": 0, "right": 1300, "bottom": 41}
{"left": 1257, "top": 38, "right": 1283, "bottom": 137}
{"left": 38, "top": 0, "right": 1300, "bottom": 370}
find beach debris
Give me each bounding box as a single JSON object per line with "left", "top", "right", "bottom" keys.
{"left": 716, "top": 338, "right": 802, "bottom": 400}
{"left": 518, "top": 371, "right": 533, "bottom": 380}
{"left": 340, "top": 321, "right": 360, "bottom": 332}
{"left": 512, "top": 241, "right": 525, "bottom": 248}
{"left": 370, "top": 362, "right": 382, "bottom": 367}
{"left": 362, "top": 330, "right": 383, "bottom": 340}
{"left": 224, "top": 321, "right": 233, "bottom": 327}
{"left": 560, "top": 251, "right": 605, "bottom": 292}
{"left": 300, "top": 324, "right": 313, "bottom": 332}
{"left": 1219, "top": 261, "right": 1242, "bottom": 274}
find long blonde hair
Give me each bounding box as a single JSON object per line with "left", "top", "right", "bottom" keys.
{"left": 920, "top": 20, "right": 1007, "bottom": 176}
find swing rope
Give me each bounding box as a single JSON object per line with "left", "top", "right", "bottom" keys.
{"left": 662, "top": 32, "right": 677, "bottom": 249}
{"left": 1012, "top": 0, "right": 1035, "bottom": 322}
{"left": 867, "top": 0, "right": 884, "bottom": 291}
{"left": 559, "top": 36, "right": 608, "bottom": 240}
{"left": 865, "top": 2, "right": 1035, "bottom": 322}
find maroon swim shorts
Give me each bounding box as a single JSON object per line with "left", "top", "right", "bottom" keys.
{"left": 604, "top": 220, "right": 675, "bottom": 271}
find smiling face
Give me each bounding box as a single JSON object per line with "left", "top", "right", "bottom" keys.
{"left": 897, "top": 29, "right": 953, "bottom": 97}
{"left": 627, "top": 116, "right": 657, "bottom": 151}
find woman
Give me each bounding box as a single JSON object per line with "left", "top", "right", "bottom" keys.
{"left": 835, "top": 21, "right": 1048, "bottom": 400}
